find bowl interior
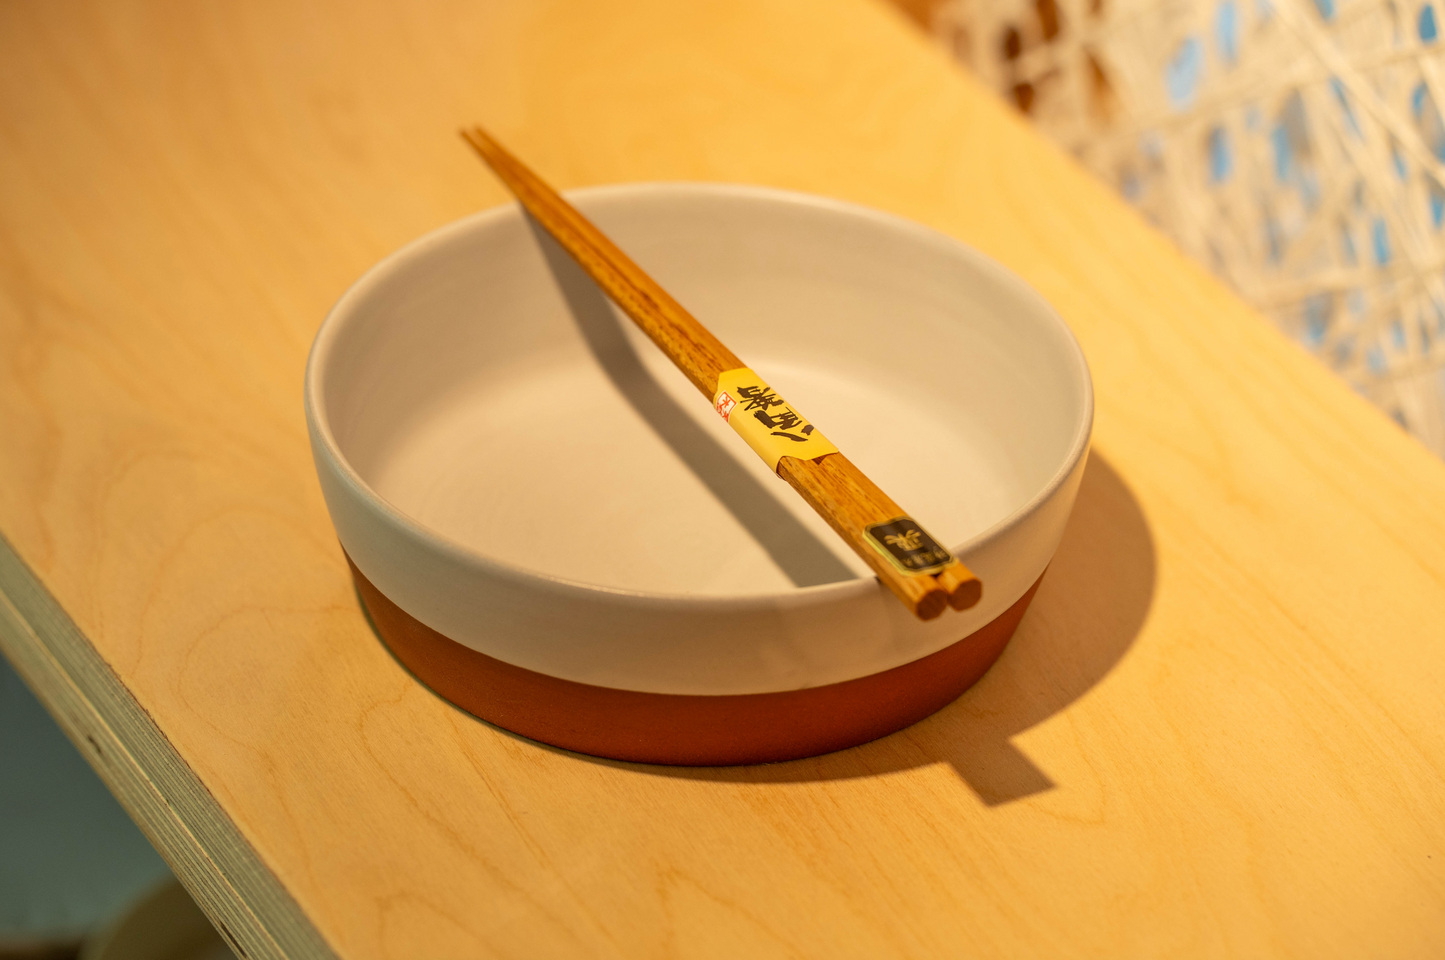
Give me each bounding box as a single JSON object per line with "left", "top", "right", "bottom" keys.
{"left": 314, "top": 185, "right": 1090, "bottom": 597}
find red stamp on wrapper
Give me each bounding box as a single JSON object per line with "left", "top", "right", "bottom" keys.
{"left": 714, "top": 391, "right": 737, "bottom": 422}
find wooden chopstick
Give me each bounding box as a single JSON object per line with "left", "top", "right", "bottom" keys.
{"left": 461, "top": 126, "right": 981, "bottom": 620}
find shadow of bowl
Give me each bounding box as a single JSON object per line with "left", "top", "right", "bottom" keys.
{"left": 622, "top": 452, "right": 1156, "bottom": 805}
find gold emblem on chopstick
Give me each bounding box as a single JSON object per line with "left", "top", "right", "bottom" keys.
{"left": 882, "top": 529, "right": 924, "bottom": 552}
{"left": 865, "top": 517, "right": 956, "bottom": 575}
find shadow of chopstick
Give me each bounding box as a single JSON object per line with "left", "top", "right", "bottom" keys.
{"left": 525, "top": 214, "right": 857, "bottom": 588}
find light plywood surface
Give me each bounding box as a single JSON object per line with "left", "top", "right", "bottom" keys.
{"left": 0, "top": 0, "right": 1443, "bottom": 957}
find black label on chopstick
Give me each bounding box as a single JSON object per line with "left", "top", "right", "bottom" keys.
{"left": 864, "top": 517, "right": 955, "bottom": 575}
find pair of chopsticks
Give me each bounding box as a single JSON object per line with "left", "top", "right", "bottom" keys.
{"left": 462, "top": 126, "right": 981, "bottom": 621}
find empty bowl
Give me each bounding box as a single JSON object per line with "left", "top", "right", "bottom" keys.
{"left": 306, "top": 183, "right": 1092, "bottom": 764}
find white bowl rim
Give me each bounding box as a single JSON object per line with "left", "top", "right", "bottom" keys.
{"left": 305, "top": 181, "right": 1094, "bottom": 610}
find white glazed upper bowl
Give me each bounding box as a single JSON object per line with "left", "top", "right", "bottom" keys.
{"left": 306, "top": 183, "right": 1092, "bottom": 698}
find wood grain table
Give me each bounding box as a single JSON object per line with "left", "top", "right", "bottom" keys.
{"left": 2, "top": 0, "right": 1443, "bottom": 957}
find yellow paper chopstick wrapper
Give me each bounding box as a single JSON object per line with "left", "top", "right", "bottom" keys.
{"left": 712, "top": 368, "right": 839, "bottom": 472}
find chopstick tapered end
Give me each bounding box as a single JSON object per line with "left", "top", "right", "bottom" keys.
{"left": 462, "top": 126, "right": 519, "bottom": 174}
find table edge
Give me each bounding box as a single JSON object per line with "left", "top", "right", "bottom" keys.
{"left": 0, "top": 532, "right": 337, "bottom": 960}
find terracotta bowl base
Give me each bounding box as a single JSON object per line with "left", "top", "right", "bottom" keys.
{"left": 349, "top": 556, "right": 1042, "bottom": 766}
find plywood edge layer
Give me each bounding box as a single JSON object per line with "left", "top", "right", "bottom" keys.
{"left": 0, "top": 533, "right": 337, "bottom": 960}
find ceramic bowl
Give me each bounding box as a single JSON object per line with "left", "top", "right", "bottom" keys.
{"left": 306, "top": 183, "right": 1092, "bottom": 764}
